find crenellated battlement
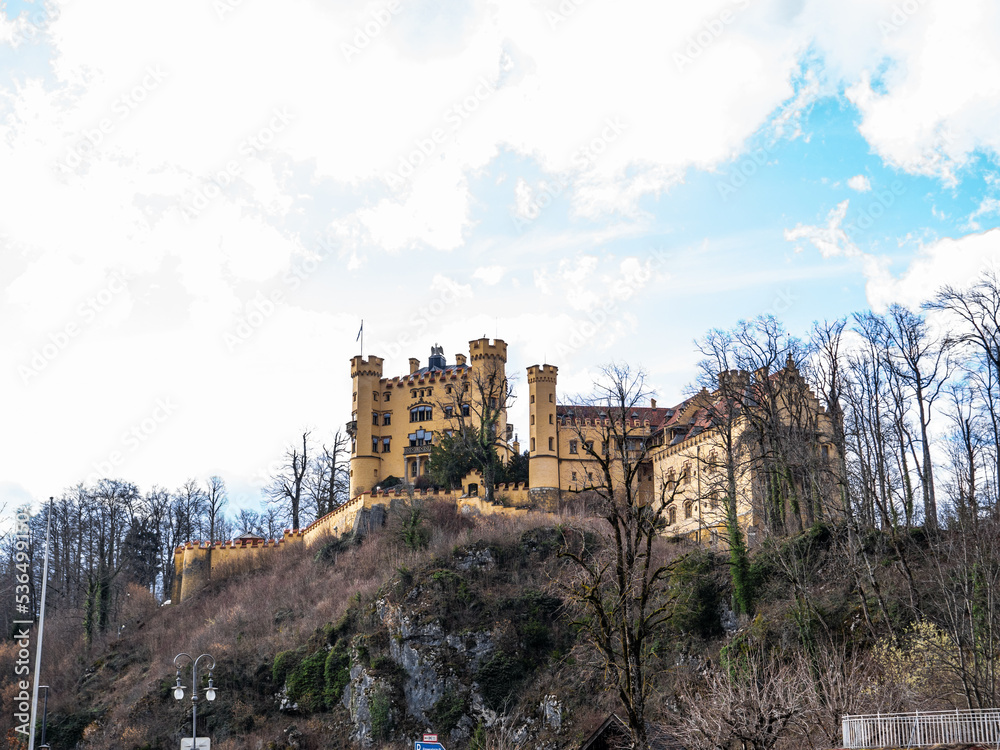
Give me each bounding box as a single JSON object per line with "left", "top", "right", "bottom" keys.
{"left": 351, "top": 355, "right": 384, "bottom": 379}
{"left": 527, "top": 364, "right": 558, "bottom": 383}
{"left": 469, "top": 337, "right": 508, "bottom": 362}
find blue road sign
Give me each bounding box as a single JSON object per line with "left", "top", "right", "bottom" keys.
{"left": 415, "top": 742, "right": 446, "bottom": 750}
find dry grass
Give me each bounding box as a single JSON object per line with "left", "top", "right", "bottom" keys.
{"left": 14, "top": 503, "right": 593, "bottom": 749}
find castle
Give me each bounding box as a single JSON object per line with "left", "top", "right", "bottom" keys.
{"left": 172, "top": 337, "right": 840, "bottom": 602}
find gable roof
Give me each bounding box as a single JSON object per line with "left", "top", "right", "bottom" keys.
{"left": 579, "top": 714, "right": 686, "bottom": 750}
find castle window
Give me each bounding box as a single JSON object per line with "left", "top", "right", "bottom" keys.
{"left": 585, "top": 441, "right": 593, "bottom": 454}
{"left": 684, "top": 500, "right": 693, "bottom": 519}
{"left": 447, "top": 385, "right": 453, "bottom": 394}
{"left": 409, "top": 429, "right": 432, "bottom": 447}
{"left": 410, "top": 389, "right": 417, "bottom": 398}
{"left": 353, "top": 391, "right": 357, "bottom": 402}
{"left": 445, "top": 405, "right": 454, "bottom": 418}
{"left": 530, "top": 415, "right": 535, "bottom": 425}
{"left": 384, "top": 392, "right": 390, "bottom": 402}
{"left": 410, "top": 406, "right": 433, "bottom": 422}
{"left": 462, "top": 404, "right": 470, "bottom": 417}
{"left": 530, "top": 394, "right": 535, "bottom": 403}
{"left": 588, "top": 472, "right": 593, "bottom": 481}
{"left": 601, "top": 441, "right": 608, "bottom": 455}
{"left": 383, "top": 413, "right": 391, "bottom": 426}
{"left": 372, "top": 412, "right": 379, "bottom": 425}
{"left": 682, "top": 463, "right": 691, "bottom": 484}
{"left": 382, "top": 437, "right": 391, "bottom": 453}
{"left": 667, "top": 505, "right": 676, "bottom": 526}
{"left": 548, "top": 437, "right": 554, "bottom": 451}
{"left": 709, "top": 489, "right": 719, "bottom": 508}
{"left": 569, "top": 440, "right": 578, "bottom": 454}
{"left": 531, "top": 438, "right": 536, "bottom": 451}
{"left": 549, "top": 393, "right": 553, "bottom": 402}
{"left": 549, "top": 414, "right": 554, "bottom": 424}
{"left": 374, "top": 391, "right": 380, "bottom": 400}
{"left": 372, "top": 437, "right": 379, "bottom": 452}
{"left": 571, "top": 472, "right": 577, "bottom": 481}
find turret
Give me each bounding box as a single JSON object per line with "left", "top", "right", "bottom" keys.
{"left": 349, "top": 354, "right": 384, "bottom": 498}
{"left": 468, "top": 338, "right": 512, "bottom": 462}
{"left": 527, "top": 364, "right": 559, "bottom": 490}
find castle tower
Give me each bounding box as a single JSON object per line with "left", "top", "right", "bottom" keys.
{"left": 527, "top": 364, "right": 559, "bottom": 494}
{"left": 468, "top": 338, "right": 512, "bottom": 462}
{"left": 349, "top": 354, "right": 384, "bottom": 498}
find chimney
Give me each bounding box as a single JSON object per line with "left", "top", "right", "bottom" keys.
{"left": 409, "top": 357, "right": 420, "bottom": 374}
{"left": 650, "top": 398, "right": 657, "bottom": 409}
{"left": 455, "top": 353, "right": 467, "bottom": 366}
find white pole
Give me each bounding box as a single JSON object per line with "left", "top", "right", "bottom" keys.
{"left": 27, "top": 497, "right": 53, "bottom": 750}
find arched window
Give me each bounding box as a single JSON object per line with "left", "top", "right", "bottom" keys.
{"left": 684, "top": 500, "right": 693, "bottom": 519}
{"left": 409, "top": 406, "right": 432, "bottom": 422}
{"left": 667, "top": 506, "right": 676, "bottom": 526}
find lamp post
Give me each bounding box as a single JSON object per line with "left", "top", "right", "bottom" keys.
{"left": 173, "top": 652, "right": 217, "bottom": 748}
{"left": 38, "top": 685, "right": 50, "bottom": 749}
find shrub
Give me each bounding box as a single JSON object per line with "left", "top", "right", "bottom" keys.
{"left": 272, "top": 648, "right": 304, "bottom": 686}
{"left": 314, "top": 533, "right": 359, "bottom": 564}
{"left": 286, "top": 649, "right": 328, "bottom": 712}
{"left": 669, "top": 551, "right": 725, "bottom": 640}
{"left": 476, "top": 651, "right": 526, "bottom": 712}
{"left": 430, "top": 688, "right": 467, "bottom": 733}
{"left": 324, "top": 643, "right": 351, "bottom": 706}
{"left": 370, "top": 685, "right": 394, "bottom": 740}
{"left": 397, "top": 506, "right": 431, "bottom": 551}
{"left": 469, "top": 721, "right": 487, "bottom": 750}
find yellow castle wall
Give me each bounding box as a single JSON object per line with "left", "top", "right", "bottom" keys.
{"left": 172, "top": 477, "right": 543, "bottom": 602}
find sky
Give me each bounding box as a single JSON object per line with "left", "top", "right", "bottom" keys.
{"left": 2, "top": 0, "right": 999, "bottom": 520}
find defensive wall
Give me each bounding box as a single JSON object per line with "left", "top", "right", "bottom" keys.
{"left": 171, "top": 475, "right": 550, "bottom": 602}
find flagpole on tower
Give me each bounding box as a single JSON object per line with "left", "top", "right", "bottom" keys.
{"left": 357, "top": 320, "right": 364, "bottom": 358}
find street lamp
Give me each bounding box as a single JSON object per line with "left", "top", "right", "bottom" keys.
{"left": 38, "top": 685, "right": 50, "bottom": 749}
{"left": 173, "top": 652, "right": 217, "bottom": 748}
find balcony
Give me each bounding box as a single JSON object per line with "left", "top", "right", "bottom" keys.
{"left": 842, "top": 709, "right": 1000, "bottom": 748}
{"left": 345, "top": 420, "right": 357, "bottom": 437}
{"left": 403, "top": 444, "right": 432, "bottom": 455}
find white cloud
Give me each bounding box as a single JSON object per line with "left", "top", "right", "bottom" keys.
{"left": 966, "top": 197, "right": 1000, "bottom": 230}
{"left": 784, "top": 200, "right": 861, "bottom": 259}
{"left": 843, "top": 0, "right": 1000, "bottom": 182}
{"left": 847, "top": 174, "right": 871, "bottom": 192}
{"left": 473, "top": 265, "right": 506, "bottom": 285}
{"left": 865, "top": 228, "right": 1000, "bottom": 311}
{"left": 6, "top": 0, "right": 1000, "bottom": 508}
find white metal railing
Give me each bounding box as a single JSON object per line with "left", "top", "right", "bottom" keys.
{"left": 842, "top": 708, "right": 1000, "bottom": 748}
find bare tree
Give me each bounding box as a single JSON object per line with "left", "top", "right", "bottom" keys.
{"left": 560, "top": 363, "right": 680, "bottom": 750}
{"left": 308, "top": 429, "right": 351, "bottom": 519}
{"left": 204, "top": 475, "right": 228, "bottom": 543}
{"left": 881, "top": 303, "right": 955, "bottom": 531}
{"left": 235, "top": 508, "right": 265, "bottom": 537}
{"left": 265, "top": 430, "right": 312, "bottom": 531}
{"left": 439, "top": 359, "right": 514, "bottom": 503}
{"left": 676, "top": 646, "right": 808, "bottom": 750}
{"left": 927, "top": 271, "right": 1000, "bottom": 517}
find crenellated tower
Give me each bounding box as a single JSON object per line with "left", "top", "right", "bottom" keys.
{"left": 468, "top": 338, "right": 512, "bottom": 462}
{"left": 527, "top": 364, "right": 559, "bottom": 497}
{"left": 349, "top": 354, "right": 384, "bottom": 498}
